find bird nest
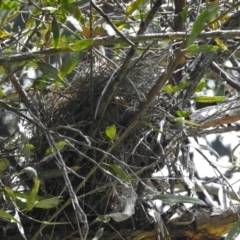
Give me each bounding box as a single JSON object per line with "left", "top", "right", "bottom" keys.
{"left": 2, "top": 47, "right": 177, "bottom": 237}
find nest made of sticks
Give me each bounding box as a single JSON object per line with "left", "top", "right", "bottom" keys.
{"left": 28, "top": 47, "right": 175, "bottom": 218}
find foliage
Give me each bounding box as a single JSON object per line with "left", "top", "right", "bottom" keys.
{"left": 0, "top": 0, "right": 240, "bottom": 239}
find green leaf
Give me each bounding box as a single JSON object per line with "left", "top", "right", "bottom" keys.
{"left": 36, "top": 75, "right": 54, "bottom": 88}
{"left": 176, "top": 110, "right": 191, "bottom": 118}
{"left": 0, "top": 28, "right": 10, "bottom": 39}
{"left": 4, "top": 187, "right": 16, "bottom": 203}
{"left": 23, "top": 146, "right": 31, "bottom": 163}
{"left": 173, "top": 80, "right": 192, "bottom": 91}
{"left": 175, "top": 117, "right": 201, "bottom": 127}
{"left": 0, "top": 158, "right": 9, "bottom": 178}
{"left": 226, "top": 219, "right": 240, "bottom": 240}
{"left": 163, "top": 81, "right": 192, "bottom": 93}
{"left": 163, "top": 84, "right": 175, "bottom": 93}
{"left": 126, "top": 0, "right": 145, "bottom": 16}
{"left": 187, "top": 44, "right": 220, "bottom": 53}
{"left": 214, "top": 37, "right": 228, "bottom": 51}
{"left": 187, "top": 6, "right": 219, "bottom": 46}
{"left": 153, "top": 194, "right": 206, "bottom": 205}
{"left": 45, "top": 140, "right": 67, "bottom": 155}
{"left": 194, "top": 79, "right": 205, "bottom": 92}
{"left": 54, "top": 140, "right": 67, "bottom": 150}
{"left": 96, "top": 215, "right": 111, "bottom": 223}
{"left": 0, "top": 88, "right": 6, "bottom": 98}
{"left": 108, "top": 164, "right": 131, "bottom": 185}
{"left": 20, "top": 130, "right": 29, "bottom": 144}
{"left": 180, "top": 7, "right": 188, "bottom": 22}
{"left": 25, "top": 18, "right": 35, "bottom": 28}
{"left": 34, "top": 197, "right": 62, "bottom": 209}
{"left": 27, "top": 178, "right": 40, "bottom": 211}
{"left": 13, "top": 191, "right": 45, "bottom": 201}
{"left": 25, "top": 143, "right": 35, "bottom": 150}
{"left": 38, "top": 167, "right": 79, "bottom": 180}
{"left": 19, "top": 167, "right": 38, "bottom": 179}
{"left": 61, "top": 3, "right": 83, "bottom": 20}
{"left": 215, "top": 81, "right": 226, "bottom": 96}
{"left": 37, "top": 61, "right": 69, "bottom": 87}
{"left": 194, "top": 96, "right": 225, "bottom": 103}
{"left": 0, "top": 210, "right": 20, "bottom": 224}
{"left": 52, "top": 16, "right": 60, "bottom": 48}
{"left": 93, "top": 228, "right": 104, "bottom": 240}
{"left": 8, "top": 102, "right": 21, "bottom": 108}
{"left": 37, "top": 61, "right": 59, "bottom": 79}
{"left": 0, "top": 1, "right": 20, "bottom": 9}
{"left": 143, "top": 122, "right": 164, "bottom": 135}
{"left": 71, "top": 39, "right": 94, "bottom": 51}
{"left": 59, "top": 52, "right": 86, "bottom": 78}
{"left": 38, "top": 169, "right": 64, "bottom": 180}
{"left": 106, "top": 124, "right": 116, "bottom": 140}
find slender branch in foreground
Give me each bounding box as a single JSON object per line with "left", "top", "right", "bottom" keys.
{"left": 1, "top": 30, "right": 240, "bottom": 64}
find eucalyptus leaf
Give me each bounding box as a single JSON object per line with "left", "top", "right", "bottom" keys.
{"left": 195, "top": 79, "right": 206, "bottom": 92}
{"left": 71, "top": 39, "right": 94, "bottom": 51}
{"left": 52, "top": 16, "right": 60, "bottom": 48}
{"left": 45, "top": 141, "right": 67, "bottom": 156}
{"left": 34, "top": 197, "right": 62, "bottom": 209}
{"left": 163, "top": 81, "right": 192, "bottom": 93}
{"left": 96, "top": 215, "right": 111, "bottom": 223}
{"left": 92, "top": 228, "right": 104, "bottom": 240}
{"left": 0, "top": 1, "right": 20, "bottom": 9}
{"left": 187, "top": 44, "right": 220, "bottom": 53}
{"left": 0, "top": 158, "right": 9, "bottom": 178}
{"left": 0, "top": 210, "right": 20, "bottom": 224}
{"left": 176, "top": 110, "right": 191, "bottom": 118}
{"left": 108, "top": 164, "right": 131, "bottom": 185}
{"left": 187, "top": 6, "right": 219, "bottom": 46}
{"left": 126, "top": 0, "right": 145, "bottom": 16}
{"left": 106, "top": 124, "right": 116, "bottom": 140}
{"left": 59, "top": 52, "right": 86, "bottom": 78}
{"left": 18, "top": 167, "right": 38, "bottom": 179}
{"left": 27, "top": 178, "right": 40, "bottom": 211}
{"left": 194, "top": 96, "right": 225, "bottom": 103}
{"left": 175, "top": 117, "right": 201, "bottom": 127}
{"left": 180, "top": 7, "right": 188, "bottom": 21}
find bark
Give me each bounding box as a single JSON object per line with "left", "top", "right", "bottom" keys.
{"left": 190, "top": 98, "right": 240, "bottom": 128}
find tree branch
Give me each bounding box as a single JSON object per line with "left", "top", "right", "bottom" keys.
{"left": 190, "top": 98, "right": 240, "bottom": 128}
{"left": 1, "top": 30, "right": 240, "bottom": 64}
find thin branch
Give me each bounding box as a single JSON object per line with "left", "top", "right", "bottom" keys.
{"left": 94, "top": 0, "right": 163, "bottom": 118}
{"left": 210, "top": 61, "right": 240, "bottom": 91}
{"left": 1, "top": 30, "right": 240, "bottom": 64}
{"left": 127, "top": 40, "right": 188, "bottom": 126}
{"left": 2, "top": 64, "right": 32, "bottom": 109}
{"left": 90, "top": 1, "right": 135, "bottom": 46}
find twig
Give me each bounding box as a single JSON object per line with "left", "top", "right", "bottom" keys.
{"left": 2, "top": 64, "right": 32, "bottom": 109}
{"left": 127, "top": 40, "right": 188, "bottom": 126}
{"left": 1, "top": 30, "right": 240, "bottom": 63}
{"left": 94, "top": 0, "right": 164, "bottom": 118}
{"left": 90, "top": 1, "right": 135, "bottom": 46}
{"left": 210, "top": 61, "right": 240, "bottom": 91}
